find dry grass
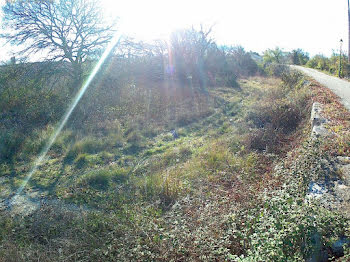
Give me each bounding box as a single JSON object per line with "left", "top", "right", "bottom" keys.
{"left": 0, "top": 74, "right": 321, "bottom": 261}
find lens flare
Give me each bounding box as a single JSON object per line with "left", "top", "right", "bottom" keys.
{"left": 10, "top": 32, "right": 123, "bottom": 204}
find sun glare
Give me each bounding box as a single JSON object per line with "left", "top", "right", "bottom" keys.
{"left": 10, "top": 31, "right": 123, "bottom": 205}
{"left": 101, "top": 0, "right": 216, "bottom": 41}
{"left": 101, "top": 0, "right": 348, "bottom": 56}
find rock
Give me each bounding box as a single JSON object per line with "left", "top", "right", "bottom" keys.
{"left": 340, "top": 164, "right": 350, "bottom": 177}
{"left": 334, "top": 182, "right": 350, "bottom": 201}
{"left": 310, "top": 102, "right": 329, "bottom": 137}
{"left": 310, "top": 103, "right": 324, "bottom": 125}
{"left": 337, "top": 156, "right": 350, "bottom": 163}
{"left": 312, "top": 125, "right": 329, "bottom": 137}
{"left": 307, "top": 182, "right": 327, "bottom": 199}
{"left": 335, "top": 158, "right": 350, "bottom": 184}
{"left": 170, "top": 129, "right": 179, "bottom": 139}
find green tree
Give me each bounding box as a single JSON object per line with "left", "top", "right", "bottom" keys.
{"left": 289, "top": 49, "right": 309, "bottom": 65}
{"left": 263, "top": 47, "right": 285, "bottom": 64}
{"left": 306, "top": 55, "right": 329, "bottom": 71}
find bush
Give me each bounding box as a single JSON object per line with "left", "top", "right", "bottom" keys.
{"left": 245, "top": 125, "right": 280, "bottom": 152}
{"left": 225, "top": 75, "right": 239, "bottom": 88}
{"left": 246, "top": 97, "right": 303, "bottom": 132}
{"left": 306, "top": 55, "right": 329, "bottom": 71}
{"left": 106, "top": 133, "right": 124, "bottom": 148}
{"left": 0, "top": 130, "right": 24, "bottom": 163}
{"left": 126, "top": 131, "right": 143, "bottom": 145}
{"left": 265, "top": 63, "right": 289, "bottom": 77}
{"left": 282, "top": 70, "right": 304, "bottom": 89}
{"left": 245, "top": 73, "right": 310, "bottom": 152}
{"left": 142, "top": 126, "right": 160, "bottom": 138}
{"left": 245, "top": 99, "right": 304, "bottom": 152}
{"left": 176, "top": 113, "right": 196, "bottom": 126}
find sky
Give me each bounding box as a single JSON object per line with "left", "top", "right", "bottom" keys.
{"left": 0, "top": 0, "right": 349, "bottom": 62}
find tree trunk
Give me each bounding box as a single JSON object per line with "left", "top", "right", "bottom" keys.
{"left": 70, "top": 62, "right": 83, "bottom": 94}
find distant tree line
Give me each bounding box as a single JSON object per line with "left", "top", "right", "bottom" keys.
{"left": 110, "top": 29, "right": 259, "bottom": 91}
{"left": 262, "top": 47, "right": 309, "bottom": 66}
{"left": 262, "top": 47, "right": 350, "bottom": 78}
{"left": 306, "top": 53, "right": 350, "bottom": 77}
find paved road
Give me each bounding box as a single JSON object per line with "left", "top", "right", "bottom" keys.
{"left": 291, "top": 65, "right": 350, "bottom": 111}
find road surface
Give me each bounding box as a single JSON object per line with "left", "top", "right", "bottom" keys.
{"left": 291, "top": 65, "right": 350, "bottom": 111}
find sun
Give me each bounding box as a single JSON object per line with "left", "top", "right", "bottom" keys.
{"left": 100, "top": 0, "right": 214, "bottom": 42}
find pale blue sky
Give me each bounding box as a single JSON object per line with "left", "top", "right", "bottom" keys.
{"left": 0, "top": 0, "right": 348, "bottom": 62}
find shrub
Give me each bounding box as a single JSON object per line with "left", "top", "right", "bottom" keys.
{"left": 222, "top": 75, "right": 239, "bottom": 88}
{"left": 245, "top": 74, "right": 310, "bottom": 153}
{"left": 176, "top": 113, "right": 196, "bottom": 126}
{"left": 106, "top": 133, "right": 124, "bottom": 148}
{"left": 265, "top": 63, "right": 289, "bottom": 77}
{"left": 306, "top": 55, "right": 329, "bottom": 71}
{"left": 142, "top": 126, "right": 159, "bottom": 138}
{"left": 124, "top": 122, "right": 139, "bottom": 137}
{"left": 0, "top": 130, "right": 24, "bottom": 163}
{"left": 245, "top": 125, "right": 280, "bottom": 152}
{"left": 126, "top": 130, "right": 143, "bottom": 145}
{"left": 282, "top": 70, "right": 304, "bottom": 89}
{"left": 245, "top": 99, "right": 303, "bottom": 152}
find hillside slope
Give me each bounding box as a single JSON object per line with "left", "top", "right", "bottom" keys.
{"left": 1, "top": 71, "right": 349, "bottom": 261}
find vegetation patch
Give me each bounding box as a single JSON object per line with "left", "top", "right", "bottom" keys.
{"left": 2, "top": 58, "right": 350, "bottom": 261}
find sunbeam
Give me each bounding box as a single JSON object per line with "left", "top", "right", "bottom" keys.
{"left": 10, "top": 31, "right": 123, "bottom": 204}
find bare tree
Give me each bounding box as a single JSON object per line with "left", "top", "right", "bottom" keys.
{"left": 170, "top": 25, "right": 214, "bottom": 89}
{"left": 1, "top": 0, "right": 117, "bottom": 90}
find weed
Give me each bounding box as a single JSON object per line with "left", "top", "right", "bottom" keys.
{"left": 126, "top": 130, "right": 143, "bottom": 145}
{"left": 74, "top": 153, "right": 88, "bottom": 169}
{"left": 51, "top": 129, "right": 75, "bottom": 153}
{"left": 80, "top": 169, "right": 112, "bottom": 190}
{"left": 64, "top": 136, "right": 107, "bottom": 163}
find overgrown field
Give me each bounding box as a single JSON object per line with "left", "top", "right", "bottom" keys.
{"left": 0, "top": 67, "right": 350, "bottom": 261}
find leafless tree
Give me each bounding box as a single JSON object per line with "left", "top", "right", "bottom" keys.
{"left": 1, "top": 0, "right": 117, "bottom": 90}
{"left": 170, "top": 25, "right": 214, "bottom": 89}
